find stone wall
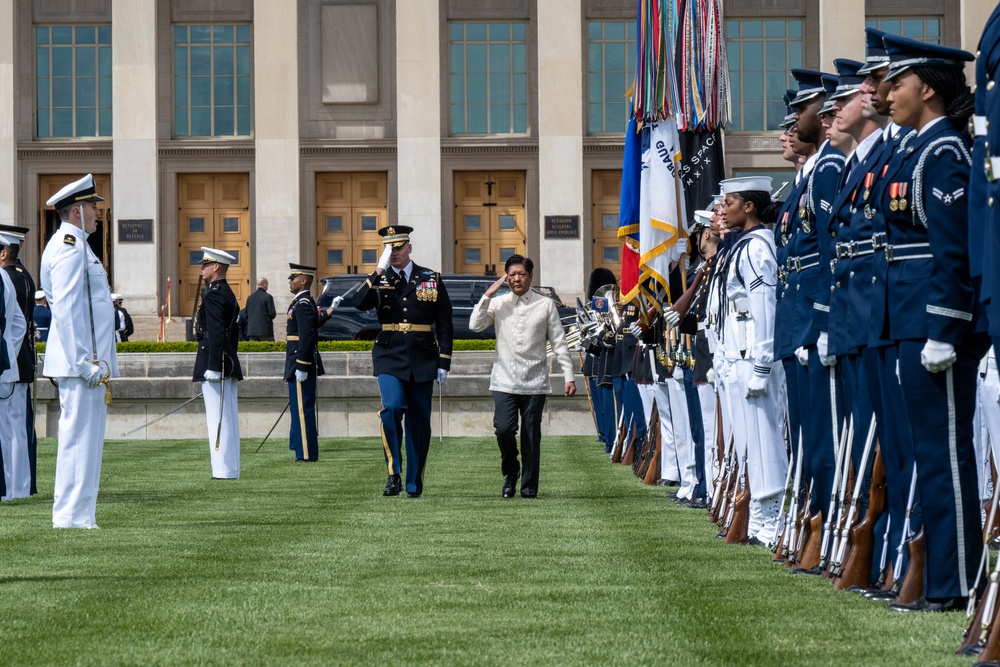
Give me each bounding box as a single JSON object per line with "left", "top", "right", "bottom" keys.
{"left": 34, "top": 351, "right": 595, "bottom": 440}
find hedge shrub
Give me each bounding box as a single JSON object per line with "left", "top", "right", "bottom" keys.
{"left": 36, "top": 339, "right": 496, "bottom": 354}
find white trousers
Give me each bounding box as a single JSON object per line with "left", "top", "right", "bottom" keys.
{"left": 0, "top": 383, "right": 30, "bottom": 499}
{"left": 203, "top": 379, "right": 240, "bottom": 479}
{"left": 52, "top": 378, "right": 106, "bottom": 528}
{"left": 654, "top": 381, "right": 697, "bottom": 497}
{"left": 697, "top": 382, "right": 719, "bottom": 495}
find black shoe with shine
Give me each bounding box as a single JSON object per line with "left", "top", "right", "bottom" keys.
{"left": 863, "top": 586, "right": 899, "bottom": 601}
{"left": 887, "top": 596, "right": 965, "bottom": 612}
{"left": 407, "top": 491, "right": 422, "bottom": 499}
{"left": 501, "top": 475, "right": 516, "bottom": 499}
{"left": 791, "top": 565, "right": 824, "bottom": 576}
{"left": 383, "top": 474, "right": 402, "bottom": 496}
{"left": 520, "top": 490, "right": 537, "bottom": 499}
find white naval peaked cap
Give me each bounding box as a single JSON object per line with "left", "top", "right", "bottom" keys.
{"left": 0, "top": 231, "right": 14, "bottom": 246}
{"left": 719, "top": 176, "right": 773, "bottom": 195}
{"left": 200, "top": 246, "right": 236, "bottom": 265}
{"left": 45, "top": 173, "right": 105, "bottom": 209}
{"left": 111, "top": 293, "right": 122, "bottom": 301}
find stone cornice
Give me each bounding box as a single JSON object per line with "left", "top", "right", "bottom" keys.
{"left": 725, "top": 133, "right": 784, "bottom": 151}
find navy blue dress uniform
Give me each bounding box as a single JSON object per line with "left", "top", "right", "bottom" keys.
{"left": 285, "top": 263, "right": 324, "bottom": 462}
{"left": 353, "top": 225, "right": 453, "bottom": 497}
{"left": 788, "top": 68, "right": 846, "bottom": 516}
{"left": 0, "top": 224, "right": 39, "bottom": 497}
{"left": 871, "top": 35, "right": 987, "bottom": 609}
{"left": 974, "top": 6, "right": 1000, "bottom": 352}
{"left": 192, "top": 247, "right": 243, "bottom": 480}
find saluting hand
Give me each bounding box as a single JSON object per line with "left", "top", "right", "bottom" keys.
{"left": 483, "top": 275, "right": 508, "bottom": 298}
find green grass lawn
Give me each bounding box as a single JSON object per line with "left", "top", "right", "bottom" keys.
{"left": 0, "top": 436, "right": 977, "bottom": 666}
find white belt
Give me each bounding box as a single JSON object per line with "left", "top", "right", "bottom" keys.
{"left": 973, "top": 115, "right": 988, "bottom": 138}
{"left": 988, "top": 156, "right": 1000, "bottom": 183}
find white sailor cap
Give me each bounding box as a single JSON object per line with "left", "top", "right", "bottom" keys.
{"left": 46, "top": 174, "right": 104, "bottom": 210}
{"left": 0, "top": 231, "right": 14, "bottom": 246}
{"left": 111, "top": 293, "right": 123, "bottom": 301}
{"left": 200, "top": 247, "right": 236, "bottom": 265}
{"left": 719, "top": 176, "right": 773, "bottom": 196}
{"left": 693, "top": 210, "right": 713, "bottom": 226}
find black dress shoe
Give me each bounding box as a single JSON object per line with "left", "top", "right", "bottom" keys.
{"left": 686, "top": 498, "right": 709, "bottom": 509}
{"left": 847, "top": 585, "right": 877, "bottom": 595}
{"left": 501, "top": 475, "right": 516, "bottom": 499}
{"left": 383, "top": 474, "right": 401, "bottom": 496}
{"left": 407, "top": 491, "right": 422, "bottom": 499}
{"left": 791, "top": 565, "right": 824, "bottom": 576}
{"left": 887, "top": 596, "right": 965, "bottom": 612}
{"left": 863, "top": 587, "right": 898, "bottom": 601}
{"left": 520, "top": 491, "right": 537, "bottom": 499}
{"left": 746, "top": 536, "right": 769, "bottom": 547}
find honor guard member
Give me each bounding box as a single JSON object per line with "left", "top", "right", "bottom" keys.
{"left": 192, "top": 247, "right": 243, "bottom": 480}
{"left": 715, "top": 176, "right": 788, "bottom": 546}
{"left": 40, "top": 174, "right": 118, "bottom": 529}
{"left": 975, "top": 6, "right": 1000, "bottom": 353}
{"left": 353, "top": 225, "right": 453, "bottom": 498}
{"left": 0, "top": 231, "right": 25, "bottom": 502}
{"left": 869, "top": 35, "right": 987, "bottom": 612}
{"left": 285, "top": 263, "right": 324, "bottom": 462}
{"left": 33, "top": 290, "right": 51, "bottom": 342}
{"left": 0, "top": 225, "right": 38, "bottom": 498}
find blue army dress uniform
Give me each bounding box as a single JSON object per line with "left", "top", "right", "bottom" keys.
{"left": 974, "top": 5, "right": 1000, "bottom": 352}
{"left": 285, "top": 263, "right": 324, "bottom": 462}
{"left": 873, "top": 35, "right": 987, "bottom": 608}
{"left": 192, "top": 247, "right": 243, "bottom": 480}
{"left": 353, "top": 225, "right": 454, "bottom": 497}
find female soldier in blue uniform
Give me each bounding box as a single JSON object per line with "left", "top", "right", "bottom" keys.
{"left": 871, "top": 34, "right": 987, "bottom": 612}
{"left": 285, "top": 263, "right": 324, "bottom": 462}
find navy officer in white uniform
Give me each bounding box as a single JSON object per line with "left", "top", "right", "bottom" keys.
{"left": 40, "top": 174, "right": 119, "bottom": 529}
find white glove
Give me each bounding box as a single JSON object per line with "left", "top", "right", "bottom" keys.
{"left": 82, "top": 363, "right": 104, "bottom": 388}
{"left": 895, "top": 359, "right": 901, "bottom": 383}
{"left": 817, "top": 332, "right": 836, "bottom": 367}
{"left": 672, "top": 366, "right": 685, "bottom": 381}
{"left": 295, "top": 369, "right": 308, "bottom": 383}
{"left": 331, "top": 296, "right": 344, "bottom": 309}
{"left": 795, "top": 346, "right": 809, "bottom": 367}
{"left": 664, "top": 310, "right": 681, "bottom": 328}
{"left": 746, "top": 373, "right": 768, "bottom": 398}
{"left": 203, "top": 369, "right": 222, "bottom": 382}
{"left": 706, "top": 367, "right": 716, "bottom": 386}
{"left": 377, "top": 244, "right": 393, "bottom": 271}
{"left": 921, "top": 339, "right": 957, "bottom": 373}
{"left": 437, "top": 368, "right": 448, "bottom": 384}
{"left": 670, "top": 237, "right": 689, "bottom": 263}
{"left": 628, "top": 322, "right": 644, "bottom": 339}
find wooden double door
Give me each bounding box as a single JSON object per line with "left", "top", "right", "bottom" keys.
{"left": 591, "top": 170, "right": 623, "bottom": 276}
{"left": 39, "top": 174, "right": 113, "bottom": 285}
{"left": 454, "top": 171, "right": 526, "bottom": 275}
{"left": 177, "top": 173, "right": 250, "bottom": 315}
{"left": 315, "top": 172, "right": 388, "bottom": 277}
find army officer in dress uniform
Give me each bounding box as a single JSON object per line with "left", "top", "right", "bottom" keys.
{"left": 192, "top": 247, "right": 243, "bottom": 480}
{"left": 354, "top": 225, "right": 453, "bottom": 498}
{"left": 40, "top": 174, "right": 118, "bottom": 528}
{"left": 286, "top": 263, "right": 324, "bottom": 462}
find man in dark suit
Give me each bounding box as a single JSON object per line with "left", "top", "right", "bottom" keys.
{"left": 354, "top": 225, "right": 453, "bottom": 498}
{"left": 192, "top": 247, "right": 243, "bottom": 480}
{"left": 285, "top": 263, "right": 324, "bottom": 462}
{"left": 244, "top": 277, "right": 276, "bottom": 341}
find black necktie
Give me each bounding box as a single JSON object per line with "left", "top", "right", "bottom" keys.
{"left": 398, "top": 269, "right": 406, "bottom": 284}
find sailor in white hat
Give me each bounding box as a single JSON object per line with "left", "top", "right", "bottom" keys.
{"left": 0, "top": 228, "right": 34, "bottom": 499}
{"left": 39, "top": 174, "right": 118, "bottom": 528}
{"left": 192, "top": 246, "right": 243, "bottom": 480}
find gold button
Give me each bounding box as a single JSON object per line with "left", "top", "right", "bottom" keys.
{"left": 403, "top": 307, "right": 408, "bottom": 312}
{"left": 402, "top": 319, "right": 408, "bottom": 323}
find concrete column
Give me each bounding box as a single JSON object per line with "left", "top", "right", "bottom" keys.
{"left": 112, "top": 0, "right": 158, "bottom": 312}
{"left": 537, "top": 0, "right": 584, "bottom": 296}
{"left": 254, "top": 2, "right": 300, "bottom": 291}
{"left": 0, "top": 0, "right": 16, "bottom": 228}
{"left": 396, "top": 0, "right": 442, "bottom": 268}
{"left": 818, "top": 0, "right": 865, "bottom": 67}
{"left": 963, "top": 1, "right": 994, "bottom": 81}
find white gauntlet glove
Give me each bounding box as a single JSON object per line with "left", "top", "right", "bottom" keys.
{"left": 628, "top": 322, "right": 644, "bottom": 339}
{"left": 377, "top": 244, "right": 393, "bottom": 272}
{"left": 669, "top": 237, "right": 689, "bottom": 263}
{"left": 706, "top": 367, "right": 716, "bottom": 386}
{"left": 331, "top": 295, "right": 344, "bottom": 309}
{"left": 746, "top": 373, "right": 768, "bottom": 398}
{"left": 203, "top": 369, "right": 222, "bottom": 382}
{"left": 295, "top": 369, "right": 308, "bottom": 383}
{"left": 672, "top": 366, "right": 685, "bottom": 382}
{"left": 437, "top": 368, "right": 448, "bottom": 384}
{"left": 920, "top": 339, "right": 957, "bottom": 373}
{"left": 82, "top": 363, "right": 104, "bottom": 388}
{"left": 664, "top": 310, "right": 681, "bottom": 328}
{"left": 795, "top": 346, "right": 809, "bottom": 367}
{"left": 817, "top": 332, "right": 836, "bottom": 367}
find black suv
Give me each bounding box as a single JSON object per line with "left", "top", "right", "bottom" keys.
{"left": 317, "top": 273, "right": 576, "bottom": 340}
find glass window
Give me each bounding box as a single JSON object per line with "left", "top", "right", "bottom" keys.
{"left": 360, "top": 215, "right": 378, "bottom": 231}
{"left": 603, "top": 246, "right": 619, "bottom": 263}
{"left": 449, "top": 21, "right": 528, "bottom": 135}
{"left": 35, "top": 24, "right": 112, "bottom": 138}
{"left": 361, "top": 248, "right": 377, "bottom": 264}
{"left": 726, "top": 19, "right": 802, "bottom": 131}
{"left": 602, "top": 213, "right": 619, "bottom": 230}
{"left": 464, "top": 215, "right": 482, "bottom": 232}
{"left": 587, "top": 20, "right": 636, "bottom": 134}
{"left": 223, "top": 217, "right": 239, "bottom": 233}
{"left": 499, "top": 247, "right": 515, "bottom": 263}
{"left": 174, "top": 23, "right": 251, "bottom": 137}
{"left": 327, "top": 249, "right": 343, "bottom": 265}
{"left": 229, "top": 250, "right": 240, "bottom": 265}
{"left": 866, "top": 17, "right": 941, "bottom": 45}
{"left": 188, "top": 217, "right": 205, "bottom": 233}
{"left": 498, "top": 215, "right": 516, "bottom": 231}
{"left": 465, "top": 248, "right": 482, "bottom": 264}
{"left": 189, "top": 251, "right": 203, "bottom": 266}
{"left": 326, "top": 216, "right": 343, "bottom": 233}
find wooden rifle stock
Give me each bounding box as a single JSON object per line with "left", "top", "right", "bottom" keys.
{"left": 834, "top": 449, "right": 886, "bottom": 590}
{"left": 611, "top": 415, "right": 627, "bottom": 463}
{"left": 723, "top": 468, "right": 751, "bottom": 544}
{"left": 622, "top": 426, "right": 636, "bottom": 466}
{"left": 797, "top": 513, "right": 824, "bottom": 571}
{"left": 668, "top": 265, "right": 706, "bottom": 323}
{"left": 894, "top": 529, "right": 925, "bottom": 605}
{"left": 961, "top": 568, "right": 1000, "bottom": 657}
{"left": 641, "top": 410, "right": 662, "bottom": 485}
{"left": 634, "top": 406, "right": 659, "bottom": 479}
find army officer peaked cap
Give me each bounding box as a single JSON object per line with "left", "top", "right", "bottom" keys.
{"left": 46, "top": 174, "right": 104, "bottom": 210}
{"left": 288, "top": 263, "right": 317, "bottom": 278}
{"left": 378, "top": 225, "right": 413, "bottom": 247}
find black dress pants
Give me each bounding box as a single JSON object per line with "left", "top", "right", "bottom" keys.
{"left": 492, "top": 392, "right": 547, "bottom": 496}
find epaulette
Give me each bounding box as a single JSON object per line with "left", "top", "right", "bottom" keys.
{"left": 63, "top": 234, "right": 75, "bottom": 245}
{"left": 15, "top": 267, "right": 22, "bottom": 273}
